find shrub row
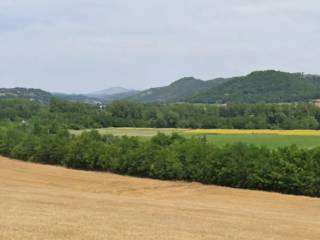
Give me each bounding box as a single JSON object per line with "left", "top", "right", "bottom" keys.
{"left": 0, "top": 124, "right": 320, "bottom": 197}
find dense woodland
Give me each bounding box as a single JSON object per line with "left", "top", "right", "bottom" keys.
{"left": 189, "top": 71, "right": 320, "bottom": 103}
{"left": 1, "top": 98, "right": 320, "bottom": 197}
{"left": 1, "top": 98, "right": 320, "bottom": 130}
{"left": 130, "top": 70, "right": 320, "bottom": 103}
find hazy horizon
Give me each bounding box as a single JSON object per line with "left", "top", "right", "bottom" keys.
{"left": 1, "top": 1, "right": 320, "bottom": 93}
{"left": 1, "top": 69, "right": 318, "bottom": 95}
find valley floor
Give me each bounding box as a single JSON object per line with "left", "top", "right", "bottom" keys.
{"left": 71, "top": 127, "right": 320, "bottom": 148}
{"left": 1, "top": 156, "right": 320, "bottom": 240}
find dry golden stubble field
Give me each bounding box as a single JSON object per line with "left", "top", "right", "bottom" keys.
{"left": 1, "top": 156, "right": 320, "bottom": 240}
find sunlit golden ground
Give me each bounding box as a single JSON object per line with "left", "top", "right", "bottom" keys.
{"left": 1, "top": 156, "right": 320, "bottom": 240}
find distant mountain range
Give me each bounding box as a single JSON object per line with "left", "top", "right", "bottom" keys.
{"left": 2, "top": 70, "right": 320, "bottom": 104}
{"left": 55, "top": 87, "right": 139, "bottom": 104}
{"left": 0, "top": 87, "right": 138, "bottom": 104}
{"left": 87, "top": 87, "right": 136, "bottom": 97}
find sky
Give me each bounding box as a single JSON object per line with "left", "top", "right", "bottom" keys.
{"left": 0, "top": 0, "right": 320, "bottom": 93}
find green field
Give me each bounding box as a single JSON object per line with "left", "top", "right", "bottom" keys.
{"left": 71, "top": 128, "right": 320, "bottom": 148}
{"left": 70, "top": 128, "right": 186, "bottom": 137}
{"left": 201, "top": 134, "right": 320, "bottom": 148}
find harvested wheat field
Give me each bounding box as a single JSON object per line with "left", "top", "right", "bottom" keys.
{"left": 1, "top": 156, "right": 320, "bottom": 240}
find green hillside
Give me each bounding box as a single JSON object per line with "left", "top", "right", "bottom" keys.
{"left": 130, "top": 77, "right": 228, "bottom": 102}
{"left": 0, "top": 88, "right": 52, "bottom": 104}
{"left": 129, "top": 70, "right": 320, "bottom": 103}
{"left": 4, "top": 70, "right": 320, "bottom": 104}
{"left": 189, "top": 70, "right": 320, "bottom": 103}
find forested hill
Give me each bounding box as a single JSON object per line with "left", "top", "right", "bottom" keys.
{"left": 129, "top": 70, "right": 320, "bottom": 103}
{"left": 0, "top": 87, "right": 138, "bottom": 105}
{"left": 3, "top": 70, "right": 320, "bottom": 104}
{"left": 0, "top": 88, "right": 103, "bottom": 105}
{"left": 0, "top": 88, "right": 52, "bottom": 104}
{"left": 189, "top": 70, "right": 320, "bottom": 103}
{"left": 129, "top": 77, "right": 229, "bottom": 102}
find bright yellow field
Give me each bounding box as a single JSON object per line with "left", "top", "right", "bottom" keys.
{"left": 1, "top": 156, "right": 320, "bottom": 240}
{"left": 72, "top": 127, "right": 320, "bottom": 137}
{"left": 187, "top": 129, "right": 320, "bottom": 136}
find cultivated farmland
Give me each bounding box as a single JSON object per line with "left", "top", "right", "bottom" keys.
{"left": 1, "top": 156, "right": 320, "bottom": 240}
{"left": 71, "top": 128, "right": 320, "bottom": 148}
{"left": 70, "top": 127, "right": 187, "bottom": 137}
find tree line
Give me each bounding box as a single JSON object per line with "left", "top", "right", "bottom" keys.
{"left": 1, "top": 98, "right": 320, "bottom": 130}
{"left": 0, "top": 121, "right": 319, "bottom": 197}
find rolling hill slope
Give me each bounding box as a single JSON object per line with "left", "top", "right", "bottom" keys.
{"left": 130, "top": 77, "right": 229, "bottom": 102}
{"left": 0, "top": 88, "right": 52, "bottom": 103}
{"left": 1, "top": 156, "right": 319, "bottom": 240}
{"left": 3, "top": 70, "right": 320, "bottom": 104}
{"left": 189, "top": 70, "right": 320, "bottom": 103}
{"left": 129, "top": 70, "right": 320, "bottom": 103}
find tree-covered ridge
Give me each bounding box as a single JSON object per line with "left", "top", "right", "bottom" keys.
{"left": 189, "top": 70, "right": 320, "bottom": 103}
{"left": 0, "top": 88, "right": 52, "bottom": 104}
{"left": 129, "top": 77, "right": 229, "bottom": 102}
{"left": 128, "top": 70, "right": 320, "bottom": 103}
{"left": 0, "top": 87, "right": 138, "bottom": 105}
{"left": 3, "top": 70, "right": 320, "bottom": 104}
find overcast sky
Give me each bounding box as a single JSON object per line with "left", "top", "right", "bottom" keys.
{"left": 0, "top": 0, "right": 319, "bottom": 93}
